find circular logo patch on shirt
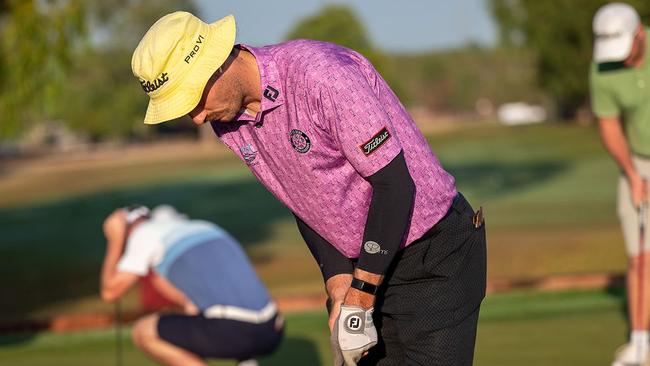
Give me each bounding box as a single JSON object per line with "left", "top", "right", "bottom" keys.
{"left": 290, "top": 129, "right": 311, "bottom": 153}
{"left": 364, "top": 241, "right": 381, "bottom": 254}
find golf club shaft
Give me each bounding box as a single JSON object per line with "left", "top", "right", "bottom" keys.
{"left": 115, "top": 210, "right": 136, "bottom": 366}
{"left": 638, "top": 202, "right": 647, "bottom": 362}
{"left": 116, "top": 299, "right": 123, "bottom": 366}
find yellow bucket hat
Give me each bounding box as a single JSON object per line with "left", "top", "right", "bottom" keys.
{"left": 131, "top": 12, "right": 236, "bottom": 124}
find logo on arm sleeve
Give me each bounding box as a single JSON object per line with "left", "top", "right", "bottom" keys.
{"left": 364, "top": 241, "right": 388, "bottom": 255}
{"left": 360, "top": 127, "right": 390, "bottom": 156}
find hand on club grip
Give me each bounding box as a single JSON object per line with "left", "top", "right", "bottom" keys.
{"left": 334, "top": 305, "right": 377, "bottom": 366}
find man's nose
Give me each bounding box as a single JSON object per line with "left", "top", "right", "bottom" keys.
{"left": 189, "top": 110, "right": 206, "bottom": 125}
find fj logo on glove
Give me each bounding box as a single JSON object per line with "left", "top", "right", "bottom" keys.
{"left": 346, "top": 315, "right": 363, "bottom": 331}
{"left": 361, "top": 127, "right": 390, "bottom": 156}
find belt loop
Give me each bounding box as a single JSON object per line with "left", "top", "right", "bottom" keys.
{"left": 452, "top": 192, "right": 463, "bottom": 213}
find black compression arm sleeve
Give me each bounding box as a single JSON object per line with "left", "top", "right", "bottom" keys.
{"left": 294, "top": 215, "right": 354, "bottom": 282}
{"left": 356, "top": 151, "right": 416, "bottom": 275}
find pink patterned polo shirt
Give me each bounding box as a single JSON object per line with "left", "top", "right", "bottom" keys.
{"left": 211, "top": 40, "right": 456, "bottom": 258}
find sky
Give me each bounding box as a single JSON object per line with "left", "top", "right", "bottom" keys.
{"left": 193, "top": 0, "right": 498, "bottom": 53}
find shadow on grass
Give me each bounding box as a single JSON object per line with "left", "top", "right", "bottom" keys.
{"left": 445, "top": 160, "right": 569, "bottom": 199}
{"left": 605, "top": 283, "right": 629, "bottom": 339}
{"left": 0, "top": 332, "right": 36, "bottom": 347}
{"left": 0, "top": 333, "right": 323, "bottom": 364}
{"left": 260, "top": 336, "right": 322, "bottom": 366}
{"left": 0, "top": 177, "right": 290, "bottom": 323}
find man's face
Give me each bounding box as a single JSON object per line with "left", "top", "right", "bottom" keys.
{"left": 188, "top": 61, "right": 243, "bottom": 125}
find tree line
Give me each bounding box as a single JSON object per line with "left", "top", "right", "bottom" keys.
{"left": 2, "top": 1, "right": 644, "bottom": 142}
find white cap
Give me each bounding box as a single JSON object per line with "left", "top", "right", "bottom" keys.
{"left": 593, "top": 3, "right": 640, "bottom": 62}
{"left": 151, "top": 204, "right": 188, "bottom": 221}
{"left": 125, "top": 205, "right": 150, "bottom": 224}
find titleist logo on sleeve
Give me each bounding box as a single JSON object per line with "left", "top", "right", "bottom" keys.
{"left": 361, "top": 127, "right": 390, "bottom": 156}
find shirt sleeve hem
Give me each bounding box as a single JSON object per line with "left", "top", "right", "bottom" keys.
{"left": 356, "top": 146, "right": 402, "bottom": 178}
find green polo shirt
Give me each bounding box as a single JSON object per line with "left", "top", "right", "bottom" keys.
{"left": 590, "top": 28, "right": 650, "bottom": 157}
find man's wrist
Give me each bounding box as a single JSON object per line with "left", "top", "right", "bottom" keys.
{"left": 352, "top": 268, "right": 383, "bottom": 285}
{"left": 625, "top": 167, "right": 641, "bottom": 181}
{"left": 344, "top": 287, "right": 375, "bottom": 309}
{"left": 343, "top": 269, "right": 383, "bottom": 309}
{"left": 350, "top": 277, "right": 378, "bottom": 295}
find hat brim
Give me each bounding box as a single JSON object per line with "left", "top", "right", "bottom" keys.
{"left": 594, "top": 34, "right": 634, "bottom": 62}
{"left": 143, "top": 15, "right": 236, "bottom": 124}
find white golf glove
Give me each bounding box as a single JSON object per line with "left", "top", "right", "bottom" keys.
{"left": 335, "top": 305, "right": 378, "bottom": 366}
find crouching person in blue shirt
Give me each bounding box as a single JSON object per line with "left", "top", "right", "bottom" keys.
{"left": 100, "top": 205, "right": 284, "bottom": 366}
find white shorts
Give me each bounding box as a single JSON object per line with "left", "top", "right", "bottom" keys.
{"left": 618, "top": 155, "right": 650, "bottom": 257}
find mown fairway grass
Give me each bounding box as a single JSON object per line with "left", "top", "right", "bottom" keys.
{"left": 0, "top": 121, "right": 627, "bottom": 324}
{"left": 0, "top": 288, "right": 629, "bottom": 365}
{"left": 428, "top": 122, "right": 625, "bottom": 279}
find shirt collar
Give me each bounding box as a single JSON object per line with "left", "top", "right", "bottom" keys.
{"left": 234, "top": 44, "right": 284, "bottom": 123}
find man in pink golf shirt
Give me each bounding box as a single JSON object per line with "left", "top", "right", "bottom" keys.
{"left": 131, "top": 12, "right": 487, "bottom": 366}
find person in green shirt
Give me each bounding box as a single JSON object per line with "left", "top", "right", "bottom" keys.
{"left": 590, "top": 3, "right": 650, "bottom": 365}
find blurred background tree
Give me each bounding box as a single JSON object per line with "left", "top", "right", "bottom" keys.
{"left": 284, "top": 4, "right": 408, "bottom": 102}
{"left": 0, "top": 0, "right": 196, "bottom": 142}
{"left": 285, "top": 4, "right": 371, "bottom": 52}
{"left": 491, "top": 0, "right": 650, "bottom": 118}
{"left": 56, "top": 0, "right": 197, "bottom": 141}
{"left": 6, "top": 1, "right": 642, "bottom": 143}
{"left": 395, "top": 46, "right": 546, "bottom": 112}
{"left": 0, "top": 0, "right": 86, "bottom": 139}
{"left": 284, "top": 4, "right": 547, "bottom": 115}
